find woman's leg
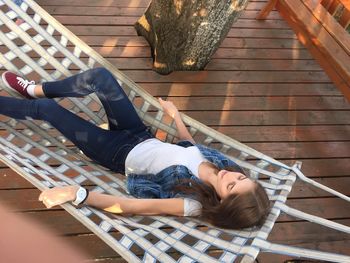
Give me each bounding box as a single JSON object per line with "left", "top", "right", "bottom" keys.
{"left": 42, "top": 68, "right": 145, "bottom": 131}
{"left": 0, "top": 96, "right": 123, "bottom": 166}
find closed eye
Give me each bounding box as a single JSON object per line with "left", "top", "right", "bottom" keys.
{"left": 228, "top": 177, "right": 247, "bottom": 191}
{"left": 228, "top": 183, "right": 235, "bottom": 190}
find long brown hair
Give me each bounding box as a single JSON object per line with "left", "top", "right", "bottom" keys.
{"left": 175, "top": 165, "right": 270, "bottom": 229}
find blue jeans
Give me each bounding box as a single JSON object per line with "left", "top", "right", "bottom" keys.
{"left": 0, "top": 68, "right": 154, "bottom": 173}
{"left": 13, "top": 0, "right": 23, "bottom": 6}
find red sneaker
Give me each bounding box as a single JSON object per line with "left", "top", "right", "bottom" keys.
{"left": 1, "top": 71, "right": 35, "bottom": 99}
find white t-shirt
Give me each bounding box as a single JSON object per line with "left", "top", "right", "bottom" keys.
{"left": 125, "top": 138, "right": 203, "bottom": 216}
{"left": 125, "top": 138, "right": 206, "bottom": 177}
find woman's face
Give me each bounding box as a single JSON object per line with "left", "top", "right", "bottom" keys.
{"left": 216, "top": 170, "right": 255, "bottom": 199}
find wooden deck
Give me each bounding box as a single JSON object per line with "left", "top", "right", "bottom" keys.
{"left": 1, "top": 0, "right": 349, "bottom": 262}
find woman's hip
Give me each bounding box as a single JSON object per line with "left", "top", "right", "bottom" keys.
{"left": 95, "top": 127, "right": 154, "bottom": 174}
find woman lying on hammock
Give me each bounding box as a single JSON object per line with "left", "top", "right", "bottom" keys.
{"left": 1, "top": 68, "right": 270, "bottom": 229}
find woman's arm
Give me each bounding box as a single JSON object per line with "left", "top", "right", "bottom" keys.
{"left": 158, "top": 98, "right": 195, "bottom": 143}
{"left": 39, "top": 186, "right": 184, "bottom": 216}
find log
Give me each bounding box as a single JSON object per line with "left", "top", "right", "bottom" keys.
{"left": 135, "top": 0, "right": 249, "bottom": 74}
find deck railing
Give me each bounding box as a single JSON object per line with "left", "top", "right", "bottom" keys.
{"left": 257, "top": 0, "right": 350, "bottom": 101}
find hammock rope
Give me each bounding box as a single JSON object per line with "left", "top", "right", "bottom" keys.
{"left": 0, "top": 0, "right": 349, "bottom": 262}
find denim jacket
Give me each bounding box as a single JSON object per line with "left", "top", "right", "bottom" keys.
{"left": 126, "top": 140, "right": 241, "bottom": 199}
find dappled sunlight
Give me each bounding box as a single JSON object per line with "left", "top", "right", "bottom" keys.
{"left": 168, "top": 83, "right": 185, "bottom": 96}
{"left": 199, "top": 8, "right": 208, "bottom": 17}
{"left": 230, "top": 1, "right": 247, "bottom": 12}
{"left": 154, "top": 60, "right": 167, "bottom": 69}
{"left": 100, "top": 38, "right": 119, "bottom": 55}
{"left": 104, "top": 204, "right": 123, "bottom": 213}
{"left": 183, "top": 59, "right": 195, "bottom": 66}
{"left": 137, "top": 15, "right": 151, "bottom": 32}
{"left": 99, "top": 123, "right": 109, "bottom": 130}
{"left": 128, "top": 0, "right": 144, "bottom": 8}
{"left": 103, "top": 38, "right": 118, "bottom": 47}
{"left": 292, "top": 33, "right": 302, "bottom": 59}
{"left": 218, "top": 86, "right": 236, "bottom": 126}
{"left": 287, "top": 96, "right": 297, "bottom": 146}
{"left": 174, "top": 0, "right": 184, "bottom": 15}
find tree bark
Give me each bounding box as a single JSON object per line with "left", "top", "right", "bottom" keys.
{"left": 135, "top": 0, "right": 249, "bottom": 75}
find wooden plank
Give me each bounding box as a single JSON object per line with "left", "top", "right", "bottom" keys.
{"left": 10, "top": 46, "right": 312, "bottom": 60}
{"left": 205, "top": 59, "right": 318, "bottom": 71}
{"left": 36, "top": 0, "right": 268, "bottom": 9}
{"left": 280, "top": 198, "right": 350, "bottom": 221}
{"left": 0, "top": 167, "right": 104, "bottom": 189}
{"left": 213, "top": 126, "right": 350, "bottom": 142}
{"left": 258, "top": 222, "right": 350, "bottom": 262}
{"left": 37, "top": 0, "right": 151, "bottom": 7}
{"left": 37, "top": 6, "right": 283, "bottom": 20}
{"left": 124, "top": 70, "right": 329, "bottom": 83}
{"left": 140, "top": 83, "right": 340, "bottom": 96}
{"left": 82, "top": 36, "right": 306, "bottom": 49}
{"left": 63, "top": 234, "right": 119, "bottom": 260}
{"left": 35, "top": 6, "right": 147, "bottom": 16}
{"left": 58, "top": 36, "right": 305, "bottom": 49}
{"left": 213, "top": 48, "right": 312, "bottom": 59}
{"left": 299, "top": 158, "right": 350, "bottom": 178}
{"left": 289, "top": 177, "right": 350, "bottom": 198}
{"left": 267, "top": 219, "right": 350, "bottom": 244}
{"left": 0, "top": 68, "right": 326, "bottom": 83}
{"left": 52, "top": 16, "right": 291, "bottom": 29}
{"left": 186, "top": 111, "right": 350, "bottom": 125}
{"left": 11, "top": 35, "right": 306, "bottom": 49}
{"left": 247, "top": 141, "right": 350, "bottom": 159}
{"left": 137, "top": 96, "right": 350, "bottom": 110}
{"left": 60, "top": 26, "right": 299, "bottom": 39}
{"left": 0, "top": 168, "right": 34, "bottom": 189}
{"left": 19, "top": 58, "right": 318, "bottom": 71}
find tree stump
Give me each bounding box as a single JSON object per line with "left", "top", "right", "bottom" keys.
{"left": 135, "top": 0, "right": 249, "bottom": 75}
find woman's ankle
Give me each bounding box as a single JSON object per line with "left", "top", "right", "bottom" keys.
{"left": 26, "top": 84, "right": 39, "bottom": 98}
{"left": 27, "top": 84, "right": 45, "bottom": 98}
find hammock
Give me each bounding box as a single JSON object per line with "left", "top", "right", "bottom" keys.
{"left": 0, "top": 0, "right": 349, "bottom": 262}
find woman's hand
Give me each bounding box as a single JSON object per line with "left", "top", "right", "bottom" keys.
{"left": 158, "top": 98, "right": 195, "bottom": 143}
{"left": 158, "top": 98, "right": 179, "bottom": 119}
{"left": 39, "top": 185, "right": 79, "bottom": 209}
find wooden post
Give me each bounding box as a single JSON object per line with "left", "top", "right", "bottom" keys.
{"left": 256, "top": 0, "right": 278, "bottom": 20}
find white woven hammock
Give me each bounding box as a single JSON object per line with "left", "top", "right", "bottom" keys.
{"left": 0, "top": 0, "right": 349, "bottom": 262}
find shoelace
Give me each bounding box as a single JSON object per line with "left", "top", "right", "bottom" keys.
{"left": 16, "top": 76, "right": 35, "bottom": 89}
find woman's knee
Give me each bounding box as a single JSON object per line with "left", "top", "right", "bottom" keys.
{"left": 36, "top": 99, "right": 59, "bottom": 112}
{"left": 91, "top": 67, "right": 114, "bottom": 80}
